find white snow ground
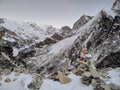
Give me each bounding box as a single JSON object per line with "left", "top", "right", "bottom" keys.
{"left": 40, "top": 73, "right": 93, "bottom": 90}
{"left": 0, "top": 69, "right": 120, "bottom": 90}
{"left": 0, "top": 72, "right": 32, "bottom": 90}
{"left": 106, "top": 68, "right": 120, "bottom": 86}
{"left": 0, "top": 73, "right": 93, "bottom": 90}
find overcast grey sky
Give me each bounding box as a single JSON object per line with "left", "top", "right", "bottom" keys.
{"left": 0, "top": 0, "right": 114, "bottom": 28}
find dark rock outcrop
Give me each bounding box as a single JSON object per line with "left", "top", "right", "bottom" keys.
{"left": 36, "top": 38, "right": 57, "bottom": 48}
{"left": 51, "top": 33, "right": 64, "bottom": 41}
{"left": 0, "top": 44, "right": 13, "bottom": 57}
{"left": 96, "top": 51, "right": 120, "bottom": 68}
{"left": 18, "top": 48, "right": 36, "bottom": 59}
{"left": 69, "top": 10, "right": 120, "bottom": 69}
{"left": 72, "top": 15, "right": 93, "bottom": 30}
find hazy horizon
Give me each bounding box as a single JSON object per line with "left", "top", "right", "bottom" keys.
{"left": 0, "top": 0, "right": 114, "bottom": 28}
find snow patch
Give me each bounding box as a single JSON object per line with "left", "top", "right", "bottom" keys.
{"left": 106, "top": 68, "right": 120, "bottom": 86}
{"left": 40, "top": 73, "right": 93, "bottom": 90}
{"left": 0, "top": 72, "right": 32, "bottom": 90}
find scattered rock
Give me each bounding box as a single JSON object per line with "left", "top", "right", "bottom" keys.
{"left": 58, "top": 71, "right": 71, "bottom": 84}
{"left": 82, "top": 72, "right": 92, "bottom": 78}
{"left": 49, "top": 72, "right": 59, "bottom": 81}
{"left": 0, "top": 76, "right": 2, "bottom": 81}
{"left": 89, "top": 66, "right": 100, "bottom": 78}
{"left": 91, "top": 79, "right": 97, "bottom": 87}
{"left": 28, "top": 74, "right": 43, "bottom": 90}
{"left": 13, "top": 78, "right": 17, "bottom": 81}
{"left": 5, "top": 78, "right": 11, "bottom": 83}
{"left": 81, "top": 76, "right": 92, "bottom": 86}
{"left": 74, "top": 70, "right": 83, "bottom": 76}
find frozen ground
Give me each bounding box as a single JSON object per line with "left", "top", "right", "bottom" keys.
{"left": 106, "top": 68, "right": 120, "bottom": 86}
{"left": 0, "top": 73, "right": 93, "bottom": 90}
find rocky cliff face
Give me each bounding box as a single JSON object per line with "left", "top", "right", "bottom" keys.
{"left": 72, "top": 15, "right": 93, "bottom": 30}
{"left": 69, "top": 9, "right": 120, "bottom": 69}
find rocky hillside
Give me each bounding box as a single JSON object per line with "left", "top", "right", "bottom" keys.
{"left": 69, "top": 0, "right": 120, "bottom": 69}
{"left": 0, "top": 0, "right": 120, "bottom": 90}
{"left": 0, "top": 0, "right": 119, "bottom": 77}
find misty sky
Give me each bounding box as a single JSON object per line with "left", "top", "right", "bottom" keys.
{"left": 0, "top": 0, "right": 114, "bottom": 28}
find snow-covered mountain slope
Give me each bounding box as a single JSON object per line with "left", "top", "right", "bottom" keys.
{"left": 0, "top": 18, "right": 58, "bottom": 41}
{"left": 0, "top": 0, "right": 120, "bottom": 90}
{"left": 0, "top": 18, "right": 60, "bottom": 56}
{"left": 24, "top": 34, "right": 79, "bottom": 73}
{"left": 21, "top": 9, "right": 114, "bottom": 73}
{"left": 69, "top": 9, "right": 120, "bottom": 69}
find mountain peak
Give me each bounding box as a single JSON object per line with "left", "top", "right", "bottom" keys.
{"left": 72, "top": 15, "right": 93, "bottom": 30}
{"left": 112, "top": 0, "right": 120, "bottom": 15}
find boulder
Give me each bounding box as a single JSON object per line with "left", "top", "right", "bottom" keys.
{"left": 58, "top": 71, "right": 71, "bottom": 84}
{"left": 28, "top": 74, "right": 43, "bottom": 90}
{"left": 49, "top": 72, "right": 59, "bottom": 81}
{"left": 91, "top": 79, "right": 97, "bottom": 87}
{"left": 5, "top": 78, "right": 11, "bottom": 83}
{"left": 13, "top": 78, "right": 17, "bottom": 81}
{"left": 82, "top": 72, "right": 92, "bottom": 78}
{"left": 81, "top": 76, "right": 92, "bottom": 86}
{"left": 89, "top": 66, "right": 100, "bottom": 78}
